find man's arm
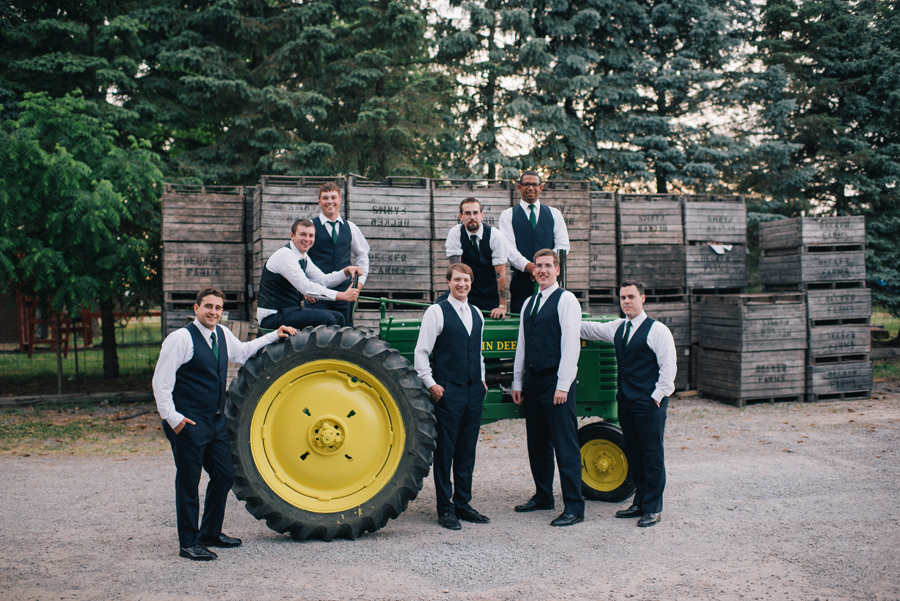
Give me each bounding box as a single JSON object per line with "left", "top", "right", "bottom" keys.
{"left": 580, "top": 319, "right": 622, "bottom": 344}
{"left": 649, "top": 322, "right": 677, "bottom": 404}
{"left": 554, "top": 291, "right": 582, "bottom": 402}
{"left": 414, "top": 306, "right": 444, "bottom": 401}
{"left": 550, "top": 206, "right": 571, "bottom": 253}
{"left": 348, "top": 221, "right": 370, "bottom": 286}
{"left": 490, "top": 265, "right": 508, "bottom": 319}
{"left": 152, "top": 330, "right": 192, "bottom": 431}
{"left": 498, "top": 208, "right": 531, "bottom": 272}
{"left": 305, "top": 257, "right": 361, "bottom": 302}
{"left": 269, "top": 250, "right": 338, "bottom": 301}
{"left": 511, "top": 316, "right": 527, "bottom": 404}
{"left": 221, "top": 325, "right": 296, "bottom": 366}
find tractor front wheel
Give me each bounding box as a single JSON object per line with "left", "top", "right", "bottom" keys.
{"left": 579, "top": 421, "right": 635, "bottom": 502}
{"left": 226, "top": 326, "right": 435, "bottom": 541}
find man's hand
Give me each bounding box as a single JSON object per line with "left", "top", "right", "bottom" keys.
{"left": 512, "top": 390, "right": 523, "bottom": 405}
{"left": 344, "top": 265, "right": 364, "bottom": 279}
{"left": 525, "top": 261, "right": 535, "bottom": 275}
{"left": 490, "top": 306, "right": 507, "bottom": 320}
{"left": 483, "top": 381, "right": 488, "bottom": 391}
{"left": 304, "top": 295, "right": 317, "bottom": 304}
{"left": 428, "top": 384, "right": 444, "bottom": 402}
{"left": 336, "top": 287, "right": 360, "bottom": 302}
{"left": 553, "top": 389, "right": 568, "bottom": 405}
{"left": 276, "top": 325, "right": 297, "bottom": 338}
{"left": 174, "top": 417, "right": 196, "bottom": 434}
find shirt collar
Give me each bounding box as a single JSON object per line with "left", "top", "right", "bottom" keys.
{"left": 519, "top": 199, "right": 541, "bottom": 211}
{"left": 447, "top": 295, "right": 469, "bottom": 313}
{"left": 627, "top": 311, "right": 647, "bottom": 329}
{"left": 463, "top": 224, "right": 484, "bottom": 239}
{"left": 537, "top": 282, "right": 559, "bottom": 297}
{"left": 192, "top": 319, "right": 216, "bottom": 336}
{"left": 318, "top": 213, "right": 344, "bottom": 225}
{"left": 289, "top": 240, "right": 307, "bottom": 259}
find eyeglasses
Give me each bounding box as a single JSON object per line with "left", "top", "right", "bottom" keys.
{"left": 519, "top": 182, "right": 541, "bottom": 188}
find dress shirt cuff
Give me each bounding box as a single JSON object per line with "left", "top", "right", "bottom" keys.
{"left": 422, "top": 376, "right": 437, "bottom": 389}
{"left": 512, "top": 380, "right": 522, "bottom": 392}
{"left": 165, "top": 412, "right": 185, "bottom": 430}
{"left": 556, "top": 378, "right": 574, "bottom": 393}
{"left": 652, "top": 389, "right": 666, "bottom": 403}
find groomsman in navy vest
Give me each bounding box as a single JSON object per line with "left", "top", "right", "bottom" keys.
{"left": 306, "top": 182, "right": 370, "bottom": 326}
{"left": 415, "top": 264, "right": 491, "bottom": 530}
{"left": 498, "top": 171, "right": 570, "bottom": 314}
{"left": 580, "top": 280, "right": 676, "bottom": 527}
{"left": 153, "top": 288, "right": 296, "bottom": 560}
{"left": 438, "top": 197, "right": 509, "bottom": 319}
{"left": 257, "top": 218, "right": 362, "bottom": 330}
{"left": 512, "top": 249, "right": 585, "bottom": 527}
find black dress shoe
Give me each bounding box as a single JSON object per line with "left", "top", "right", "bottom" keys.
{"left": 438, "top": 511, "right": 462, "bottom": 530}
{"left": 456, "top": 507, "right": 491, "bottom": 524}
{"left": 179, "top": 545, "right": 217, "bottom": 561}
{"left": 637, "top": 512, "right": 661, "bottom": 527}
{"left": 514, "top": 499, "right": 555, "bottom": 513}
{"left": 615, "top": 504, "right": 643, "bottom": 518}
{"left": 550, "top": 512, "right": 584, "bottom": 527}
{"left": 199, "top": 533, "right": 242, "bottom": 548}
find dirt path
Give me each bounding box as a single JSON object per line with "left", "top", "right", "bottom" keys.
{"left": 2, "top": 389, "right": 899, "bottom": 601}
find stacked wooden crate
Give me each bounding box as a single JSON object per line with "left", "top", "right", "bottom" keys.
{"left": 347, "top": 176, "right": 433, "bottom": 328}
{"left": 684, "top": 195, "right": 748, "bottom": 388}
{"left": 535, "top": 181, "right": 592, "bottom": 305}
{"left": 430, "top": 180, "right": 513, "bottom": 300}
{"left": 588, "top": 191, "right": 618, "bottom": 316}
{"left": 759, "top": 216, "right": 872, "bottom": 401}
{"left": 617, "top": 194, "right": 688, "bottom": 388}
{"left": 697, "top": 293, "right": 808, "bottom": 406}
{"left": 249, "top": 176, "right": 345, "bottom": 329}
{"left": 161, "top": 184, "right": 247, "bottom": 336}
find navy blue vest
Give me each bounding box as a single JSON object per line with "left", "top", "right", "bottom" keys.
{"left": 460, "top": 225, "right": 499, "bottom": 309}
{"left": 613, "top": 317, "right": 659, "bottom": 401}
{"left": 308, "top": 218, "right": 352, "bottom": 290}
{"left": 258, "top": 244, "right": 303, "bottom": 310}
{"left": 173, "top": 323, "right": 228, "bottom": 418}
{"left": 511, "top": 203, "right": 555, "bottom": 269}
{"left": 432, "top": 301, "right": 482, "bottom": 385}
{"left": 522, "top": 287, "right": 564, "bottom": 372}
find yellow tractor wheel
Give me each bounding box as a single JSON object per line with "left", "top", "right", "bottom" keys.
{"left": 226, "top": 326, "right": 435, "bottom": 541}
{"left": 578, "top": 421, "right": 635, "bottom": 503}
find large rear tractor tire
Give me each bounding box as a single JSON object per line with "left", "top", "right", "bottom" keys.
{"left": 579, "top": 421, "right": 635, "bottom": 503}
{"left": 226, "top": 326, "right": 435, "bottom": 541}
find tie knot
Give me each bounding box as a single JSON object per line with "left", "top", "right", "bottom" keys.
{"left": 210, "top": 332, "right": 216, "bottom": 343}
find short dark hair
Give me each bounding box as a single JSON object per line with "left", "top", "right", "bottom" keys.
{"left": 318, "top": 182, "right": 341, "bottom": 199}
{"left": 619, "top": 280, "right": 645, "bottom": 295}
{"left": 459, "top": 197, "right": 483, "bottom": 213}
{"left": 446, "top": 263, "right": 474, "bottom": 281}
{"left": 291, "top": 218, "right": 315, "bottom": 234}
{"left": 519, "top": 170, "right": 541, "bottom": 184}
{"left": 533, "top": 248, "right": 559, "bottom": 266}
{"left": 196, "top": 288, "right": 226, "bottom": 306}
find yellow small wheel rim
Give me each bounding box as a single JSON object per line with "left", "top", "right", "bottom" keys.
{"left": 250, "top": 359, "right": 405, "bottom": 513}
{"left": 581, "top": 438, "right": 628, "bottom": 493}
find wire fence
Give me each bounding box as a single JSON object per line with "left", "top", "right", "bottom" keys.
{"left": 0, "top": 315, "right": 163, "bottom": 385}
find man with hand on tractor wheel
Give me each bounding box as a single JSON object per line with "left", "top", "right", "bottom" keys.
{"left": 153, "top": 288, "right": 296, "bottom": 561}
{"left": 414, "top": 264, "right": 491, "bottom": 530}
{"left": 257, "top": 218, "right": 362, "bottom": 330}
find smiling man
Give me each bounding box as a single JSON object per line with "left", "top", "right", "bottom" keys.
{"left": 257, "top": 218, "right": 362, "bottom": 330}
{"left": 579, "top": 280, "right": 676, "bottom": 528}
{"left": 498, "top": 171, "right": 570, "bottom": 314}
{"left": 414, "top": 264, "right": 490, "bottom": 530}
{"left": 512, "top": 249, "right": 584, "bottom": 527}
{"left": 306, "top": 182, "right": 370, "bottom": 326}
{"left": 153, "top": 288, "right": 296, "bottom": 560}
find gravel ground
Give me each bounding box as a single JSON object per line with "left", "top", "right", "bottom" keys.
{"left": 1, "top": 388, "right": 899, "bottom": 601}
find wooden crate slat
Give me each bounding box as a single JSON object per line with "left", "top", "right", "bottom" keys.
{"left": 682, "top": 197, "right": 747, "bottom": 244}
{"left": 808, "top": 324, "right": 871, "bottom": 357}
{"left": 685, "top": 244, "right": 747, "bottom": 289}
{"left": 760, "top": 250, "right": 865, "bottom": 285}
{"left": 698, "top": 294, "right": 807, "bottom": 352}
{"left": 616, "top": 196, "right": 684, "bottom": 245}
{"left": 619, "top": 244, "right": 686, "bottom": 288}
{"left": 698, "top": 348, "right": 807, "bottom": 404}
{"left": 806, "top": 361, "right": 873, "bottom": 398}
{"left": 163, "top": 242, "right": 246, "bottom": 291}
{"left": 759, "top": 216, "right": 865, "bottom": 250}
{"left": 806, "top": 288, "right": 872, "bottom": 321}
{"left": 646, "top": 302, "right": 691, "bottom": 347}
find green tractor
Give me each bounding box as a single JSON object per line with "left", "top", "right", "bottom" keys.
{"left": 225, "top": 298, "right": 632, "bottom": 541}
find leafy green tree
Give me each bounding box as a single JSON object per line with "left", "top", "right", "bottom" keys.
{"left": 0, "top": 92, "right": 163, "bottom": 378}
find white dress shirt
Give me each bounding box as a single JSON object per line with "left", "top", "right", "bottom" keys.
{"left": 257, "top": 240, "right": 353, "bottom": 323}
{"left": 316, "top": 213, "right": 371, "bottom": 285}
{"left": 152, "top": 319, "right": 282, "bottom": 428}
{"left": 580, "top": 311, "right": 677, "bottom": 403}
{"left": 512, "top": 283, "right": 581, "bottom": 392}
{"left": 414, "top": 296, "right": 486, "bottom": 389}
{"left": 498, "top": 200, "right": 571, "bottom": 272}
{"left": 444, "top": 223, "right": 509, "bottom": 266}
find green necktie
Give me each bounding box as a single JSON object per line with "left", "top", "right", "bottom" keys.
{"left": 530, "top": 292, "right": 541, "bottom": 319}
{"left": 528, "top": 204, "right": 537, "bottom": 229}
{"left": 329, "top": 220, "right": 339, "bottom": 244}
{"left": 623, "top": 320, "right": 631, "bottom": 347}
{"left": 299, "top": 258, "right": 307, "bottom": 272}
{"left": 470, "top": 234, "right": 479, "bottom": 251}
{"left": 210, "top": 331, "right": 219, "bottom": 361}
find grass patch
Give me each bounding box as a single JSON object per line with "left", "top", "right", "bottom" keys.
{"left": 874, "top": 357, "right": 900, "bottom": 382}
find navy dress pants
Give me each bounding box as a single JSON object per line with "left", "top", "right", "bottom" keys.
{"left": 522, "top": 368, "right": 584, "bottom": 518}
{"left": 617, "top": 395, "right": 668, "bottom": 513}
{"left": 432, "top": 379, "right": 485, "bottom": 514}
{"left": 163, "top": 413, "right": 235, "bottom": 548}
{"left": 260, "top": 304, "right": 344, "bottom": 330}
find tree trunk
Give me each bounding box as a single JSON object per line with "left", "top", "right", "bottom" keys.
{"left": 100, "top": 301, "right": 120, "bottom": 379}
{"left": 55, "top": 312, "right": 64, "bottom": 395}
{"left": 893, "top": 327, "right": 900, "bottom": 348}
